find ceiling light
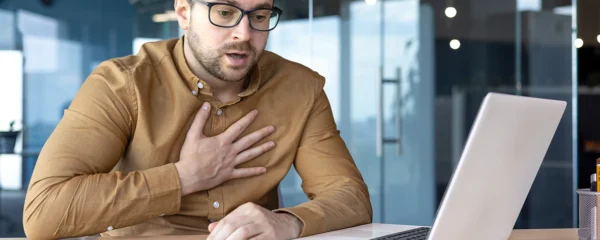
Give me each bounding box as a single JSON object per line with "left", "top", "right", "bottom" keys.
{"left": 575, "top": 38, "right": 583, "bottom": 48}
{"left": 450, "top": 39, "right": 461, "bottom": 50}
{"left": 445, "top": 7, "right": 457, "bottom": 18}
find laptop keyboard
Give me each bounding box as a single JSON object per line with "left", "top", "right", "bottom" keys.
{"left": 370, "top": 227, "right": 431, "bottom": 240}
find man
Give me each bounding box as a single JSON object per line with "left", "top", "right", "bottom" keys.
{"left": 23, "top": 0, "right": 372, "bottom": 239}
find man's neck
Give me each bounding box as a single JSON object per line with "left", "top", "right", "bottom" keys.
{"left": 183, "top": 40, "right": 245, "bottom": 103}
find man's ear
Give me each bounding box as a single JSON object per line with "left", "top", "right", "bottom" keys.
{"left": 175, "top": 0, "right": 191, "bottom": 31}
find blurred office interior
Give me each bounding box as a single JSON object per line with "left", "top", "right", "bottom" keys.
{"left": 0, "top": 0, "right": 598, "bottom": 237}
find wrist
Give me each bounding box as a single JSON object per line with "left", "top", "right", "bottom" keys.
{"left": 175, "top": 162, "right": 194, "bottom": 196}
{"left": 279, "top": 213, "right": 303, "bottom": 238}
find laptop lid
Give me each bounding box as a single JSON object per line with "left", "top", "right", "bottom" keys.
{"left": 427, "top": 92, "right": 566, "bottom": 240}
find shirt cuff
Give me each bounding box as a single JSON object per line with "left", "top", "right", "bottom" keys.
{"left": 274, "top": 206, "right": 325, "bottom": 237}
{"left": 142, "top": 163, "right": 182, "bottom": 217}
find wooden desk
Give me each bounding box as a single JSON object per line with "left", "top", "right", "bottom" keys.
{"left": 0, "top": 228, "right": 580, "bottom": 239}
{"left": 509, "top": 228, "right": 578, "bottom": 240}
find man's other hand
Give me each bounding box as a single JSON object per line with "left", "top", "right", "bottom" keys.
{"left": 207, "top": 203, "right": 303, "bottom": 240}
{"left": 175, "top": 102, "right": 276, "bottom": 196}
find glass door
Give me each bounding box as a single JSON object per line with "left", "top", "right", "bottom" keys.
{"left": 269, "top": 0, "right": 437, "bottom": 224}
{"left": 344, "top": 0, "right": 437, "bottom": 225}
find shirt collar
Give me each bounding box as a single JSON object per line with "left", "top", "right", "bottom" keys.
{"left": 173, "top": 36, "right": 261, "bottom": 98}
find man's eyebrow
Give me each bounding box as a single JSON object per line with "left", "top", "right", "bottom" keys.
{"left": 213, "top": 0, "right": 273, "bottom": 9}
{"left": 212, "top": 0, "right": 236, "bottom": 5}
{"left": 221, "top": 0, "right": 237, "bottom": 4}
{"left": 255, "top": 2, "right": 273, "bottom": 8}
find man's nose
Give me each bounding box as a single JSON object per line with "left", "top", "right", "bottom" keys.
{"left": 232, "top": 15, "right": 252, "bottom": 42}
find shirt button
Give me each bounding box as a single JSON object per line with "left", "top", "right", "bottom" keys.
{"left": 107, "top": 226, "right": 113, "bottom": 231}
{"left": 197, "top": 82, "right": 204, "bottom": 89}
{"left": 213, "top": 201, "right": 220, "bottom": 209}
{"left": 191, "top": 90, "right": 198, "bottom": 96}
{"left": 216, "top": 109, "right": 223, "bottom": 116}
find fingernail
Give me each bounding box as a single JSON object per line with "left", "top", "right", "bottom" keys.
{"left": 254, "top": 109, "right": 259, "bottom": 116}
{"left": 269, "top": 126, "right": 275, "bottom": 132}
{"left": 270, "top": 141, "right": 275, "bottom": 147}
{"left": 202, "top": 102, "right": 209, "bottom": 111}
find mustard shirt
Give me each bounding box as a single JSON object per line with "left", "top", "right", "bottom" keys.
{"left": 23, "top": 37, "right": 372, "bottom": 239}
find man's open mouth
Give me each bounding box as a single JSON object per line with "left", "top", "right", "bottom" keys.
{"left": 226, "top": 53, "right": 248, "bottom": 59}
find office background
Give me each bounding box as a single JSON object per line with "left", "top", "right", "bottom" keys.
{"left": 0, "top": 0, "right": 598, "bottom": 237}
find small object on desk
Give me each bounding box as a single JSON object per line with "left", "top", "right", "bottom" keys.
{"left": 370, "top": 227, "right": 431, "bottom": 240}
{"left": 592, "top": 173, "right": 597, "bottom": 192}
{"left": 596, "top": 159, "right": 600, "bottom": 192}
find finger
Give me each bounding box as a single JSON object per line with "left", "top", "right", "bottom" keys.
{"left": 208, "top": 221, "right": 228, "bottom": 240}
{"left": 225, "top": 224, "right": 261, "bottom": 240}
{"left": 220, "top": 110, "right": 259, "bottom": 142}
{"left": 233, "top": 141, "right": 275, "bottom": 165}
{"left": 232, "top": 126, "right": 275, "bottom": 153}
{"left": 248, "top": 234, "right": 268, "bottom": 240}
{"left": 208, "top": 217, "right": 233, "bottom": 240}
{"left": 210, "top": 216, "right": 251, "bottom": 240}
{"left": 187, "top": 102, "right": 211, "bottom": 139}
{"left": 230, "top": 167, "right": 267, "bottom": 180}
{"left": 208, "top": 221, "right": 219, "bottom": 232}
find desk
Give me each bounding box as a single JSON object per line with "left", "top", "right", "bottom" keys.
{"left": 0, "top": 227, "right": 579, "bottom": 240}
{"left": 508, "top": 228, "right": 577, "bottom": 240}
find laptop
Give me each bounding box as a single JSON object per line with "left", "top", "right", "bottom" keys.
{"left": 300, "top": 92, "right": 567, "bottom": 240}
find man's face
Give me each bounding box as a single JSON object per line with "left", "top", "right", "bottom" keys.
{"left": 178, "top": 0, "right": 273, "bottom": 83}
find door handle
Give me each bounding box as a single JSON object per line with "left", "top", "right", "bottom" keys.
{"left": 394, "top": 67, "right": 403, "bottom": 156}
{"left": 377, "top": 66, "right": 384, "bottom": 158}
{"left": 376, "top": 66, "right": 403, "bottom": 158}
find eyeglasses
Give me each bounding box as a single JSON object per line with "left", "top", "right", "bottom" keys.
{"left": 194, "top": 0, "right": 283, "bottom": 31}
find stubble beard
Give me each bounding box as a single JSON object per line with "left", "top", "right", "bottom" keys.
{"left": 187, "top": 25, "right": 258, "bottom": 83}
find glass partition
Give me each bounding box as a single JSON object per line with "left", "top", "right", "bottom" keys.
{"left": 270, "top": 0, "right": 577, "bottom": 228}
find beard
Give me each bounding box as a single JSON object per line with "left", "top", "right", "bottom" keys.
{"left": 186, "top": 25, "right": 258, "bottom": 83}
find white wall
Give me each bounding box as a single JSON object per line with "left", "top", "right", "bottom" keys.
{"left": 0, "top": 50, "right": 23, "bottom": 190}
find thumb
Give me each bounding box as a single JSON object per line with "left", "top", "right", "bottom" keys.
{"left": 188, "top": 102, "right": 211, "bottom": 138}
{"left": 208, "top": 221, "right": 219, "bottom": 232}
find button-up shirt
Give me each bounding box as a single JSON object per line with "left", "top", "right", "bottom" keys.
{"left": 23, "top": 37, "right": 372, "bottom": 239}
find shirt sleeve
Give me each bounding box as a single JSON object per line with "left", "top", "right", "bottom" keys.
{"left": 23, "top": 60, "right": 182, "bottom": 239}
{"left": 274, "top": 82, "right": 373, "bottom": 237}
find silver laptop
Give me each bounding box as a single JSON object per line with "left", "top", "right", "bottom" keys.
{"left": 371, "top": 92, "right": 567, "bottom": 240}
